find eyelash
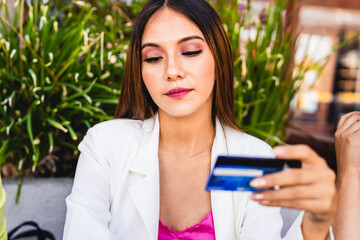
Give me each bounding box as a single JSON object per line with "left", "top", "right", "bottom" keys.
{"left": 143, "top": 49, "right": 203, "bottom": 63}
{"left": 182, "top": 49, "right": 203, "bottom": 56}
{"left": 143, "top": 57, "right": 162, "bottom": 63}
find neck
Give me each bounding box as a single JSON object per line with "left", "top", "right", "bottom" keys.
{"left": 158, "top": 110, "right": 215, "bottom": 157}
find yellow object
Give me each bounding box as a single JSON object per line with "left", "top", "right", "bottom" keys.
{"left": 336, "top": 92, "right": 360, "bottom": 104}
{"left": 317, "top": 91, "right": 333, "bottom": 103}
{"left": 0, "top": 176, "right": 7, "bottom": 240}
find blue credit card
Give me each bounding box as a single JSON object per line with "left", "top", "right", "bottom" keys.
{"left": 206, "top": 156, "right": 301, "bottom": 192}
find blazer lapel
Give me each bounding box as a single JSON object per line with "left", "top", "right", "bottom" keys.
{"left": 211, "top": 120, "right": 237, "bottom": 239}
{"left": 128, "top": 114, "right": 160, "bottom": 240}
{"left": 126, "top": 117, "right": 237, "bottom": 239}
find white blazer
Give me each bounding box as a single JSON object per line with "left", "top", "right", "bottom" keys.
{"left": 63, "top": 114, "right": 304, "bottom": 240}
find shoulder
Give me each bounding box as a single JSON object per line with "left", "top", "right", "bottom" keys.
{"left": 90, "top": 118, "right": 143, "bottom": 135}
{"left": 75, "top": 118, "right": 149, "bottom": 176}
{"left": 79, "top": 118, "right": 144, "bottom": 155}
{"left": 86, "top": 118, "right": 144, "bottom": 142}
{"left": 223, "top": 126, "right": 274, "bottom": 157}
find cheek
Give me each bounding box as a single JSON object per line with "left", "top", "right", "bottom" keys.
{"left": 197, "top": 55, "right": 216, "bottom": 90}
{"left": 142, "top": 66, "right": 160, "bottom": 98}
{"left": 207, "top": 58, "right": 216, "bottom": 83}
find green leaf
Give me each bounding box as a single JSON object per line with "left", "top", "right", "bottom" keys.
{"left": 0, "top": 140, "right": 10, "bottom": 166}
{"left": 48, "top": 132, "right": 54, "bottom": 153}
{"left": 46, "top": 118, "right": 68, "bottom": 133}
{"left": 26, "top": 113, "right": 36, "bottom": 152}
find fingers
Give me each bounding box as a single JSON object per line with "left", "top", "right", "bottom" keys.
{"left": 273, "top": 144, "right": 327, "bottom": 167}
{"left": 335, "top": 113, "right": 360, "bottom": 173}
{"left": 250, "top": 167, "right": 335, "bottom": 189}
{"left": 251, "top": 143, "right": 337, "bottom": 220}
{"left": 336, "top": 111, "right": 360, "bottom": 133}
{"left": 250, "top": 168, "right": 336, "bottom": 215}
{"left": 252, "top": 182, "right": 335, "bottom": 201}
{"left": 252, "top": 184, "right": 332, "bottom": 201}
{"left": 344, "top": 120, "right": 360, "bottom": 137}
{"left": 337, "top": 111, "right": 360, "bottom": 129}
{"left": 335, "top": 113, "right": 360, "bottom": 153}
{"left": 255, "top": 199, "right": 335, "bottom": 216}
{"left": 336, "top": 119, "right": 360, "bottom": 140}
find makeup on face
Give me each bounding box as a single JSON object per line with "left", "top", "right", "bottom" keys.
{"left": 165, "top": 87, "right": 193, "bottom": 99}
{"left": 141, "top": 8, "right": 215, "bottom": 119}
{"left": 141, "top": 37, "right": 205, "bottom": 64}
{"left": 142, "top": 48, "right": 164, "bottom": 63}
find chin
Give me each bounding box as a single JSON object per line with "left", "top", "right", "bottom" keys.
{"left": 159, "top": 106, "right": 200, "bottom": 119}
{"left": 157, "top": 97, "right": 213, "bottom": 120}
{"left": 162, "top": 111, "right": 195, "bottom": 119}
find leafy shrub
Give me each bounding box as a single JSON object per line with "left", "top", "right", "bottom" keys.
{"left": 1, "top": 0, "right": 348, "bottom": 202}
{"left": 215, "top": 0, "right": 334, "bottom": 146}
{"left": 0, "top": 0, "right": 145, "bottom": 181}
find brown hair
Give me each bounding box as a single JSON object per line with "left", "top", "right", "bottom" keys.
{"left": 115, "top": 0, "right": 239, "bottom": 130}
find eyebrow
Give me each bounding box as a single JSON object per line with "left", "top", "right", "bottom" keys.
{"left": 141, "top": 35, "right": 205, "bottom": 50}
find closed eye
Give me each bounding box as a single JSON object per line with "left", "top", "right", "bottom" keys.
{"left": 182, "top": 49, "right": 203, "bottom": 56}
{"left": 144, "top": 56, "right": 163, "bottom": 63}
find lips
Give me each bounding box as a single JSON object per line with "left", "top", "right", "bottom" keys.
{"left": 165, "top": 87, "right": 192, "bottom": 98}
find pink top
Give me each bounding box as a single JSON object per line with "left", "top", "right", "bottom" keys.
{"left": 158, "top": 212, "right": 215, "bottom": 240}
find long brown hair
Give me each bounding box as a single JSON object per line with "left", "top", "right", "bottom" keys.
{"left": 115, "top": 0, "right": 239, "bottom": 130}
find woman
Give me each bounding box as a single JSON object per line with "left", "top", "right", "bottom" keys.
{"left": 63, "top": 0, "right": 336, "bottom": 239}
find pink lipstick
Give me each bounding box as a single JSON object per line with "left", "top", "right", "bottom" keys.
{"left": 165, "top": 87, "right": 192, "bottom": 98}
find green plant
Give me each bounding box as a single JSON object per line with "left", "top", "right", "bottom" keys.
{"left": 213, "top": 0, "right": 337, "bottom": 146}
{"left": 2, "top": 0, "right": 353, "bottom": 202}
{"left": 0, "top": 0, "right": 147, "bottom": 201}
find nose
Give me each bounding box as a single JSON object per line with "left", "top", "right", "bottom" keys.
{"left": 165, "top": 56, "right": 185, "bottom": 81}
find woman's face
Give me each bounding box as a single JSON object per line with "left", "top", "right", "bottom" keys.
{"left": 141, "top": 8, "right": 215, "bottom": 119}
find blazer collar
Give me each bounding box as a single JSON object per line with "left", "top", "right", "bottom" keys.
{"left": 129, "top": 114, "right": 159, "bottom": 175}
{"left": 128, "top": 113, "right": 160, "bottom": 240}
{"left": 211, "top": 121, "right": 237, "bottom": 239}
{"left": 128, "top": 114, "right": 236, "bottom": 239}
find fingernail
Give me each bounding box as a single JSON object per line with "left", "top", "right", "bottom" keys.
{"left": 251, "top": 193, "right": 264, "bottom": 200}
{"left": 273, "top": 147, "right": 285, "bottom": 155}
{"left": 250, "top": 178, "right": 266, "bottom": 188}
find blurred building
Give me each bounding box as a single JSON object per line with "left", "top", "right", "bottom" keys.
{"left": 286, "top": 0, "right": 360, "bottom": 171}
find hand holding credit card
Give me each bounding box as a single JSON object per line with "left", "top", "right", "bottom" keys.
{"left": 206, "top": 156, "right": 301, "bottom": 192}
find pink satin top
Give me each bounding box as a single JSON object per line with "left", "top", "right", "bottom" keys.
{"left": 158, "top": 212, "right": 215, "bottom": 240}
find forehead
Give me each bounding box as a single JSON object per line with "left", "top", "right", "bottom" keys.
{"left": 142, "top": 8, "right": 204, "bottom": 44}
